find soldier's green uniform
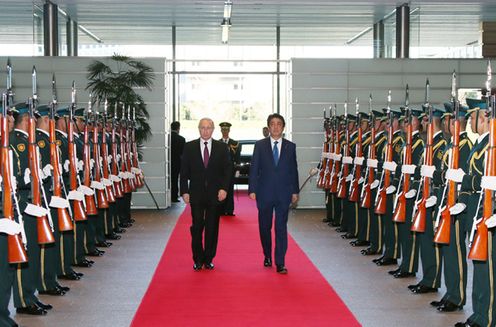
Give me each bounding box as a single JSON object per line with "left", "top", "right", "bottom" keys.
{"left": 362, "top": 110, "right": 388, "bottom": 255}
{"left": 413, "top": 107, "right": 447, "bottom": 292}
{"left": 375, "top": 108, "right": 403, "bottom": 266}
{"left": 332, "top": 126, "right": 345, "bottom": 228}
{"left": 433, "top": 103, "right": 472, "bottom": 310}
{"left": 340, "top": 120, "right": 358, "bottom": 239}
{"left": 103, "top": 130, "right": 121, "bottom": 240}
{"left": 393, "top": 108, "right": 425, "bottom": 277}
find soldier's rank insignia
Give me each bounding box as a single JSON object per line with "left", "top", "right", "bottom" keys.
{"left": 56, "top": 140, "right": 62, "bottom": 146}
{"left": 17, "top": 143, "right": 25, "bottom": 152}
{"left": 437, "top": 151, "right": 443, "bottom": 160}
{"left": 395, "top": 144, "right": 401, "bottom": 153}
{"left": 38, "top": 140, "right": 45, "bottom": 148}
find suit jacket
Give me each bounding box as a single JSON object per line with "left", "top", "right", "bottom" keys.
{"left": 171, "top": 131, "right": 186, "bottom": 172}
{"left": 180, "top": 139, "right": 232, "bottom": 205}
{"left": 248, "top": 137, "right": 299, "bottom": 207}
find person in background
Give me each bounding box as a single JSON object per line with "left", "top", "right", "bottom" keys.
{"left": 219, "top": 122, "right": 240, "bottom": 216}
{"left": 171, "top": 121, "right": 185, "bottom": 203}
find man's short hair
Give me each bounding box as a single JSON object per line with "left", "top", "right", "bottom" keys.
{"left": 171, "top": 121, "right": 180, "bottom": 131}
{"left": 267, "top": 113, "right": 285, "bottom": 128}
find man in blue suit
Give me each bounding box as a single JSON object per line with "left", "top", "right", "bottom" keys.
{"left": 249, "top": 113, "right": 299, "bottom": 274}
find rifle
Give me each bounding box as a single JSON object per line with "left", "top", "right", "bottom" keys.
{"left": 67, "top": 82, "right": 86, "bottom": 221}
{"left": 125, "top": 107, "right": 136, "bottom": 191}
{"left": 361, "top": 94, "right": 375, "bottom": 209}
{"left": 92, "top": 100, "right": 109, "bottom": 209}
{"left": 323, "top": 106, "right": 334, "bottom": 189}
{"left": 412, "top": 79, "right": 433, "bottom": 233}
{"left": 392, "top": 85, "right": 412, "bottom": 223}
{"left": 374, "top": 90, "right": 393, "bottom": 215}
{"left": 2, "top": 89, "right": 28, "bottom": 263}
{"left": 330, "top": 105, "right": 341, "bottom": 193}
{"left": 434, "top": 71, "right": 459, "bottom": 244}
{"left": 337, "top": 102, "right": 351, "bottom": 199}
{"left": 111, "top": 103, "right": 124, "bottom": 198}
{"left": 101, "top": 99, "right": 115, "bottom": 203}
{"left": 317, "top": 108, "right": 330, "bottom": 188}
{"left": 349, "top": 97, "right": 363, "bottom": 202}
{"left": 468, "top": 61, "right": 495, "bottom": 261}
{"left": 131, "top": 107, "right": 144, "bottom": 188}
{"left": 28, "top": 67, "right": 56, "bottom": 243}
{"left": 82, "top": 96, "right": 98, "bottom": 215}
{"left": 120, "top": 106, "right": 132, "bottom": 193}
{"left": 48, "top": 75, "right": 73, "bottom": 232}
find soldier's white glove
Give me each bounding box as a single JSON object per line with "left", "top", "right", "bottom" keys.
{"left": 110, "top": 174, "right": 122, "bottom": 183}
{"left": 481, "top": 176, "right": 496, "bottom": 191}
{"left": 77, "top": 160, "right": 84, "bottom": 172}
{"left": 334, "top": 154, "right": 342, "bottom": 162}
{"left": 367, "top": 159, "right": 378, "bottom": 168}
{"left": 386, "top": 185, "right": 396, "bottom": 194}
{"left": 90, "top": 158, "right": 95, "bottom": 170}
{"left": 449, "top": 203, "right": 466, "bottom": 215}
{"left": 102, "top": 178, "right": 113, "bottom": 186}
{"left": 342, "top": 156, "right": 353, "bottom": 165}
{"left": 402, "top": 164, "right": 416, "bottom": 175}
{"left": 0, "top": 218, "right": 22, "bottom": 235}
{"left": 67, "top": 190, "right": 84, "bottom": 201}
{"left": 131, "top": 167, "right": 142, "bottom": 175}
{"left": 405, "top": 189, "right": 417, "bottom": 199}
{"left": 24, "top": 203, "right": 48, "bottom": 217}
{"left": 358, "top": 177, "right": 365, "bottom": 184}
{"left": 23, "top": 168, "right": 31, "bottom": 185}
{"left": 425, "top": 195, "right": 438, "bottom": 208}
{"left": 345, "top": 174, "right": 353, "bottom": 182}
{"left": 108, "top": 155, "right": 112, "bottom": 164}
{"left": 446, "top": 168, "right": 465, "bottom": 183}
{"left": 486, "top": 215, "right": 496, "bottom": 228}
{"left": 353, "top": 156, "right": 364, "bottom": 166}
{"left": 64, "top": 160, "right": 70, "bottom": 173}
{"left": 117, "top": 154, "right": 121, "bottom": 161}
{"left": 383, "top": 161, "right": 397, "bottom": 172}
{"left": 421, "top": 165, "right": 435, "bottom": 178}
{"left": 38, "top": 168, "right": 46, "bottom": 181}
{"left": 49, "top": 196, "right": 70, "bottom": 209}
{"left": 91, "top": 181, "right": 105, "bottom": 190}
{"left": 43, "top": 164, "right": 53, "bottom": 177}
{"left": 370, "top": 180, "right": 380, "bottom": 189}
{"left": 78, "top": 185, "right": 95, "bottom": 196}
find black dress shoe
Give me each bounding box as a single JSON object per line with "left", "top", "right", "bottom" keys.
{"left": 16, "top": 304, "right": 47, "bottom": 315}
{"left": 276, "top": 265, "right": 288, "bottom": 274}
{"left": 341, "top": 233, "right": 356, "bottom": 239}
{"left": 105, "top": 233, "right": 121, "bottom": 240}
{"left": 412, "top": 284, "right": 437, "bottom": 294}
{"left": 394, "top": 271, "right": 415, "bottom": 278}
{"left": 204, "top": 262, "right": 214, "bottom": 270}
{"left": 87, "top": 249, "right": 105, "bottom": 256}
{"left": 129, "top": 218, "right": 136, "bottom": 223}
{"left": 96, "top": 241, "right": 112, "bottom": 248}
{"left": 73, "top": 271, "right": 84, "bottom": 277}
{"left": 437, "top": 300, "right": 462, "bottom": 312}
{"left": 377, "top": 258, "right": 397, "bottom": 266}
{"left": 388, "top": 268, "right": 401, "bottom": 275}
{"left": 372, "top": 256, "right": 384, "bottom": 263}
{"left": 264, "top": 258, "right": 272, "bottom": 267}
{"left": 335, "top": 227, "right": 345, "bottom": 233}
{"left": 119, "top": 222, "right": 132, "bottom": 228}
{"left": 39, "top": 288, "right": 65, "bottom": 296}
{"left": 361, "top": 247, "right": 378, "bottom": 255}
{"left": 330, "top": 222, "right": 341, "bottom": 227}
{"left": 455, "top": 322, "right": 481, "bottom": 327}
{"left": 73, "top": 260, "right": 93, "bottom": 268}
{"left": 55, "top": 284, "right": 70, "bottom": 292}
{"left": 114, "top": 227, "right": 126, "bottom": 233}
{"left": 322, "top": 218, "right": 331, "bottom": 223}
{"left": 350, "top": 240, "right": 369, "bottom": 247}
{"left": 408, "top": 283, "right": 420, "bottom": 291}
{"left": 193, "top": 263, "right": 202, "bottom": 271}
{"left": 58, "top": 272, "right": 81, "bottom": 280}
{"left": 430, "top": 299, "right": 445, "bottom": 307}
{"left": 35, "top": 301, "right": 53, "bottom": 310}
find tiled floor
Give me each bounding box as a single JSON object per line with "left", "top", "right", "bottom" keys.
{"left": 10, "top": 203, "right": 470, "bottom": 327}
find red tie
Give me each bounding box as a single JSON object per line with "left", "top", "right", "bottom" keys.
{"left": 203, "top": 141, "right": 209, "bottom": 168}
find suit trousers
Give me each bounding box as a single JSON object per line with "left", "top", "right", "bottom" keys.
{"left": 0, "top": 234, "right": 15, "bottom": 327}
{"left": 258, "top": 201, "right": 289, "bottom": 266}
{"left": 190, "top": 203, "right": 221, "bottom": 264}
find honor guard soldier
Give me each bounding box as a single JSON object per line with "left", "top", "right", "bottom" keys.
{"left": 373, "top": 106, "right": 403, "bottom": 266}
{"left": 0, "top": 103, "right": 21, "bottom": 327}
{"left": 408, "top": 104, "right": 447, "bottom": 294}
{"left": 361, "top": 108, "right": 387, "bottom": 255}
{"left": 10, "top": 102, "right": 53, "bottom": 315}
{"left": 430, "top": 101, "right": 472, "bottom": 312}
{"left": 35, "top": 105, "right": 70, "bottom": 296}
{"left": 454, "top": 97, "right": 492, "bottom": 327}
{"left": 388, "top": 104, "right": 425, "bottom": 278}
{"left": 219, "top": 122, "right": 240, "bottom": 216}
{"left": 55, "top": 107, "right": 91, "bottom": 273}
{"left": 331, "top": 115, "right": 346, "bottom": 228}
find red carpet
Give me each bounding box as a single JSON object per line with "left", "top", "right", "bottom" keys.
{"left": 131, "top": 193, "right": 360, "bottom": 327}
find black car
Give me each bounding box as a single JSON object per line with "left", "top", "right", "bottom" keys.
{"left": 234, "top": 140, "right": 256, "bottom": 184}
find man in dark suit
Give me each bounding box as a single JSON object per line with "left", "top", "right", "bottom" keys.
{"left": 219, "top": 121, "right": 240, "bottom": 216}
{"left": 171, "top": 121, "right": 185, "bottom": 203}
{"left": 249, "top": 113, "right": 299, "bottom": 274}
{"left": 180, "top": 118, "right": 231, "bottom": 271}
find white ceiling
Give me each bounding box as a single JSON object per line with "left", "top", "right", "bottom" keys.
{"left": 0, "top": 1, "right": 495, "bottom": 47}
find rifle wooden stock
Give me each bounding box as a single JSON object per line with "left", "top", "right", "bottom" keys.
{"left": 83, "top": 122, "right": 98, "bottom": 215}
{"left": 67, "top": 112, "right": 86, "bottom": 221}
{"left": 468, "top": 108, "right": 496, "bottom": 261}
{"left": 101, "top": 130, "right": 115, "bottom": 203}
{"left": 412, "top": 119, "right": 433, "bottom": 233}
{"left": 375, "top": 116, "right": 394, "bottom": 215}
{"left": 120, "top": 125, "right": 132, "bottom": 194}
{"left": 349, "top": 123, "right": 362, "bottom": 202}
{"left": 28, "top": 115, "right": 56, "bottom": 243}
{"left": 337, "top": 126, "right": 351, "bottom": 199}
{"left": 111, "top": 123, "right": 123, "bottom": 198}
{"left": 323, "top": 123, "right": 334, "bottom": 189}
{"left": 49, "top": 117, "right": 73, "bottom": 231}
{"left": 126, "top": 126, "right": 136, "bottom": 191}
{"left": 434, "top": 110, "right": 461, "bottom": 244}
{"left": 317, "top": 128, "right": 330, "bottom": 188}
{"left": 392, "top": 120, "right": 412, "bottom": 223}
{"left": 1, "top": 111, "right": 28, "bottom": 263}
{"left": 361, "top": 128, "right": 375, "bottom": 209}
{"left": 330, "top": 129, "right": 341, "bottom": 194}
{"left": 131, "top": 125, "right": 144, "bottom": 188}
{"left": 93, "top": 124, "right": 109, "bottom": 209}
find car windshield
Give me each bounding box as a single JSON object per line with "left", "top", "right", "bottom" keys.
{"left": 240, "top": 144, "right": 255, "bottom": 156}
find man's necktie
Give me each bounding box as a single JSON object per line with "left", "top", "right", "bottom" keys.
{"left": 203, "top": 141, "right": 209, "bottom": 168}
{"left": 273, "top": 141, "right": 279, "bottom": 165}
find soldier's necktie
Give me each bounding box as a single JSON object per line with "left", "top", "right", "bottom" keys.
{"left": 203, "top": 141, "right": 209, "bottom": 168}
{"left": 273, "top": 141, "right": 279, "bottom": 165}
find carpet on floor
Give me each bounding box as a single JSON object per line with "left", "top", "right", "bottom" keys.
{"left": 131, "top": 193, "right": 360, "bottom": 327}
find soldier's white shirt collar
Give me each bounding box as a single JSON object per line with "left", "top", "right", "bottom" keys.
{"left": 350, "top": 130, "right": 358, "bottom": 138}
{"left": 412, "top": 130, "right": 420, "bottom": 137}
{"left": 375, "top": 130, "right": 385, "bottom": 138}
{"left": 450, "top": 131, "right": 466, "bottom": 142}
{"left": 36, "top": 128, "right": 49, "bottom": 137}
{"left": 14, "top": 128, "right": 28, "bottom": 137}
{"left": 433, "top": 130, "right": 443, "bottom": 139}
{"left": 477, "top": 131, "right": 489, "bottom": 144}
{"left": 56, "top": 129, "right": 68, "bottom": 137}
